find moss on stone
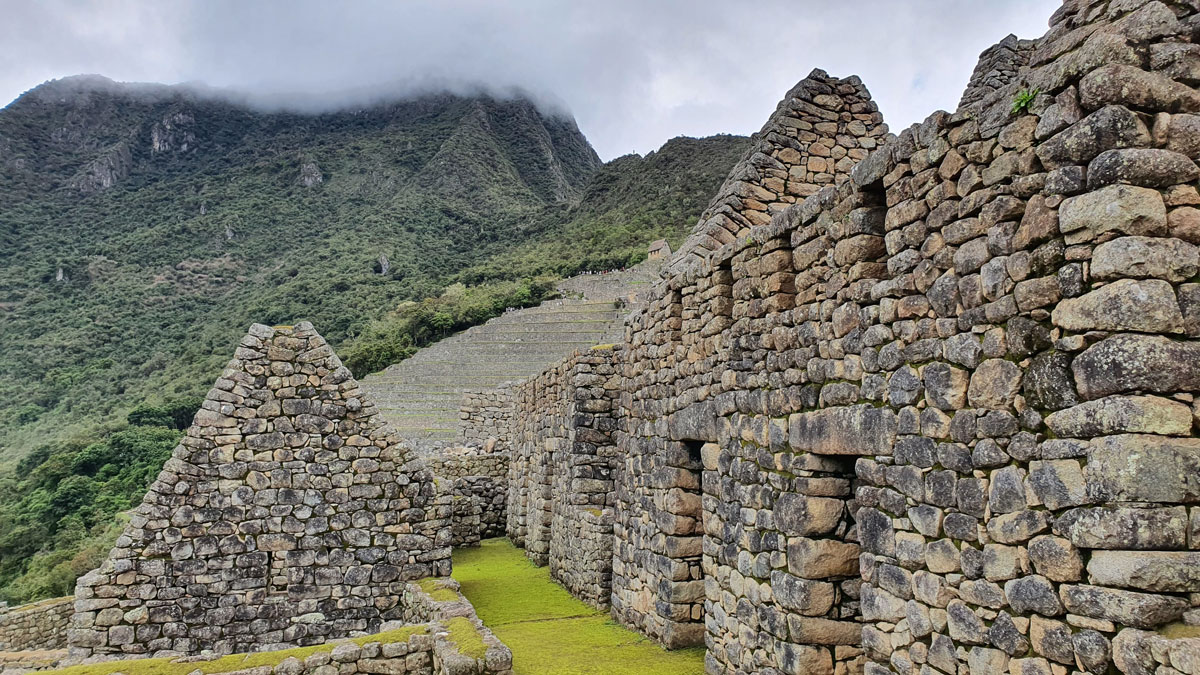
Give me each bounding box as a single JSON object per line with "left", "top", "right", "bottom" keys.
{"left": 452, "top": 538, "right": 705, "bottom": 674}
{"left": 47, "top": 625, "right": 427, "bottom": 674}
{"left": 444, "top": 616, "right": 489, "bottom": 660}
{"left": 417, "top": 577, "right": 461, "bottom": 603}
{"left": 1161, "top": 622, "right": 1200, "bottom": 639}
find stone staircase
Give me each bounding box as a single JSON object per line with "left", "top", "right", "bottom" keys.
{"left": 360, "top": 263, "right": 659, "bottom": 445}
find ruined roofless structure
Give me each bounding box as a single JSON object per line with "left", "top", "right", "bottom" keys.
{"left": 58, "top": 1, "right": 1200, "bottom": 674}
{"left": 69, "top": 323, "right": 452, "bottom": 656}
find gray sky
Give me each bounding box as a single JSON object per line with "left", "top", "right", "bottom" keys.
{"left": 0, "top": 1, "right": 1058, "bottom": 160}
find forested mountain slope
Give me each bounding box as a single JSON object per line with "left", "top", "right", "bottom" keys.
{"left": 0, "top": 76, "right": 747, "bottom": 601}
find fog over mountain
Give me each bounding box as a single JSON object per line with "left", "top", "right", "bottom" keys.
{"left": 1, "top": 0, "right": 1056, "bottom": 159}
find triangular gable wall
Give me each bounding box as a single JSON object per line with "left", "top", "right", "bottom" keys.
{"left": 69, "top": 322, "right": 450, "bottom": 657}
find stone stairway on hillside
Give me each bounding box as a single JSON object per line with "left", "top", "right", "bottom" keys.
{"left": 360, "top": 263, "right": 660, "bottom": 445}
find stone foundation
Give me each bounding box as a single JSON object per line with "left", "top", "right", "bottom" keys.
{"left": 5, "top": 579, "right": 511, "bottom": 674}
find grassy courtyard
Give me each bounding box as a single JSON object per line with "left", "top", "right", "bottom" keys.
{"left": 452, "top": 538, "right": 707, "bottom": 675}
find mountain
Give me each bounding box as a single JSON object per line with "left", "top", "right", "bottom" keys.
{"left": 0, "top": 75, "right": 748, "bottom": 463}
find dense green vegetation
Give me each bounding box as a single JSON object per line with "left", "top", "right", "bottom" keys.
{"left": 0, "top": 400, "right": 196, "bottom": 602}
{"left": 0, "top": 76, "right": 745, "bottom": 459}
{"left": 341, "top": 135, "right": 747, "bottom": 376}
{"left": 0, "top": 76, "right": 746, "bottom": 602}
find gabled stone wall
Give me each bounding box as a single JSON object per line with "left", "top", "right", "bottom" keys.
{"left": 615, "top": 68, "right": 886, "bottom": 658}
{"left": 666, "top": 69, "right": 887, "bottom": 276}
{"left": 958, "top": 34, "right": 1038, "bottom": 113}
{"left": 69, "top": 323, "right": 452, "bottom": 657}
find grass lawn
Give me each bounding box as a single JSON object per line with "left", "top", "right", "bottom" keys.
{"left": 452, "top": 538, "right": 706, "bottom": 675}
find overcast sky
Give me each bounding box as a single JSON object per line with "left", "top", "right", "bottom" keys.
{"left": 0, "top": 1, "right": 1057, "bottom": 160}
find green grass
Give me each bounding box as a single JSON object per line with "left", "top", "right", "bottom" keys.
{"left": 451, "top": 539, "right": 706, "bottom": 675}
{"left": 417, "top": 576, "right": 462, "bottom": 602}
{"left": 46, "top": 626, "right": 427, "bottom": 674}
{"left": 445, "top": 616, "right": 489, "bottom": 660}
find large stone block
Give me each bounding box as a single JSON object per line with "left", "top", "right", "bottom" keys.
{"left": 787, "top": 537, "right": 859, "bottom": 579}
{"left": 1037, "top": 105, "right": 1151, "bottom": 168}
{"left": 1060, "top": 505, "right": 1190, "bottom": 550}
{"left": 1091, "top": 236, "right": 1200, "bottom": 282}
{"left": 1058, "top": 184, "right": 1167, "bottom": 238}
{"left": 775, "top": 493, "right": 844, "bottom": 536}
{"left": 770, "top": 571, "right": 836, "bottom": 616}
{"left": 1085, "top": 434, "right": 1200, "bottom": 503}
{"left": 1072, "top": 334, "right": 1200, "bottom": 400}
{"left": 1045, "top": 395, "right": 1194, "bottom": 437}
{"left": 1028, "top": 460, "right": 1093, "bottom": 510}
{"left": 1060, "top": 584, "right": 1189, "bottom": 629}
{"left": 1087, "top": 551, "right": 1200, "bottom": 592}
{"left": 968, "top": 359, "right": 1022, "bottom": 410}
{"left": 789, "top": 405, "right": 897, "bottom": 456}
{"left": 1051, "top": 279, "right": 1183, "bottom": 333}
{"left": 1088, "top": 148, "right": 1200, "bottom": 189}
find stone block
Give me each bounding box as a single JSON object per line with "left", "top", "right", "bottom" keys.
{"left": 787, "top": 537, "right": 859, "bottom": 579}
{"left": 1060, "top": 584, "right": 1189, "bottom": 629}
{"left": 1058, "top": 184, "right": 1167, "bottom": 238}
{"left": 1085, "top": 434, "right": 1200, "bottom": 503}
{"left": 1052, "top": 279, "right": 1183, "bottom": 333}
{"left": 1087, "top": 551, "right": 1200, "bottom": 592}
{"left": 775, "top": 493, "right": 844, "bottom": 536}
{"left": 1091, "top": 235, "right": 1200, "bottom": 282}
{"left": 1072, "top": 334, "right": 1200, "bottom": 400}
{"left": 788, "top": 405, "right": 897, "bottom": 456}
{"left": 1045, "top": 395, "right": 1194, "bottom": 437}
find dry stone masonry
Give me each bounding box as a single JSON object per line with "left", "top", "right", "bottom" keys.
{"left": 458, "top": 387, "right": 514, "bottom": 452}
{"left": 0, "top": 597, "right": 72, "bottom": 652}
{"left": 958, "top": 34, "right": 1038, "bottom": 113}
{"left": 494, "top": 1, "right": 1200, "bottom": 673}
{"left": 69, "top": 323, "right": 452, "bottom": 657}
{"left": 3, "top": 1, "right": 1197, "bottom": 672}
{"left": 423, "top": 449, "right": 509, "bottom": 547}
{"left": 507, "top": 346, "right": 622, "bottom": 609}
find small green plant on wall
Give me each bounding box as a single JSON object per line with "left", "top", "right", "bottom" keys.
{"left": 1011, "top": 88, "right": 1039, "bottom": 115}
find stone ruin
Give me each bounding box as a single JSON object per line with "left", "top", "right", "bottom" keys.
{"left": 502, "top": 0, "right": 1200, "bottom": 673}
{"left": 0, "top": 1, "right": 1188, "bottom": 673}
{"left": 69, "top": 323, "right": 452, "bottom": 657}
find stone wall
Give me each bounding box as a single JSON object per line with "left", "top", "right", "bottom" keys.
{"left": 423, "top": 450, "right": 509, "bottom": 547}
{"left": 496, "top": 1, "right": 1200, "bottom": 673}
{"left": 70, "top": 323, "right": 453, "bottom": 658}
{"left": 398, "top": 577, "right": 513, "bottom": 675}
{"left": 614, "top": 68, "right": 886, "bottom": 659}
{"left": 0, "top": 597, "right": 72, "bottom": 651}
{"left": 507, "top": 346, "right": 621, "bottom": 608}
{"left": 958, "top": 34, "right": 1038, "bottom": 113}
{"left": 4, "top": 576, "right": 511, "bottom": 674}
{"left": 666, "top": 68, "right": 885, "bottom": 276}
{"left": 458, "top": 387, "right": 514, "bottom": 452}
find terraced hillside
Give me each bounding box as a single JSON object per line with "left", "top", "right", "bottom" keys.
{"left": 361, "top": 264, "right": 659, "bottom": 443}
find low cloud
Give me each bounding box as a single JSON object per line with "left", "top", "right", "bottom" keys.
{"left": 0, "top": 0, "right": 1058, "bottom": 160}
